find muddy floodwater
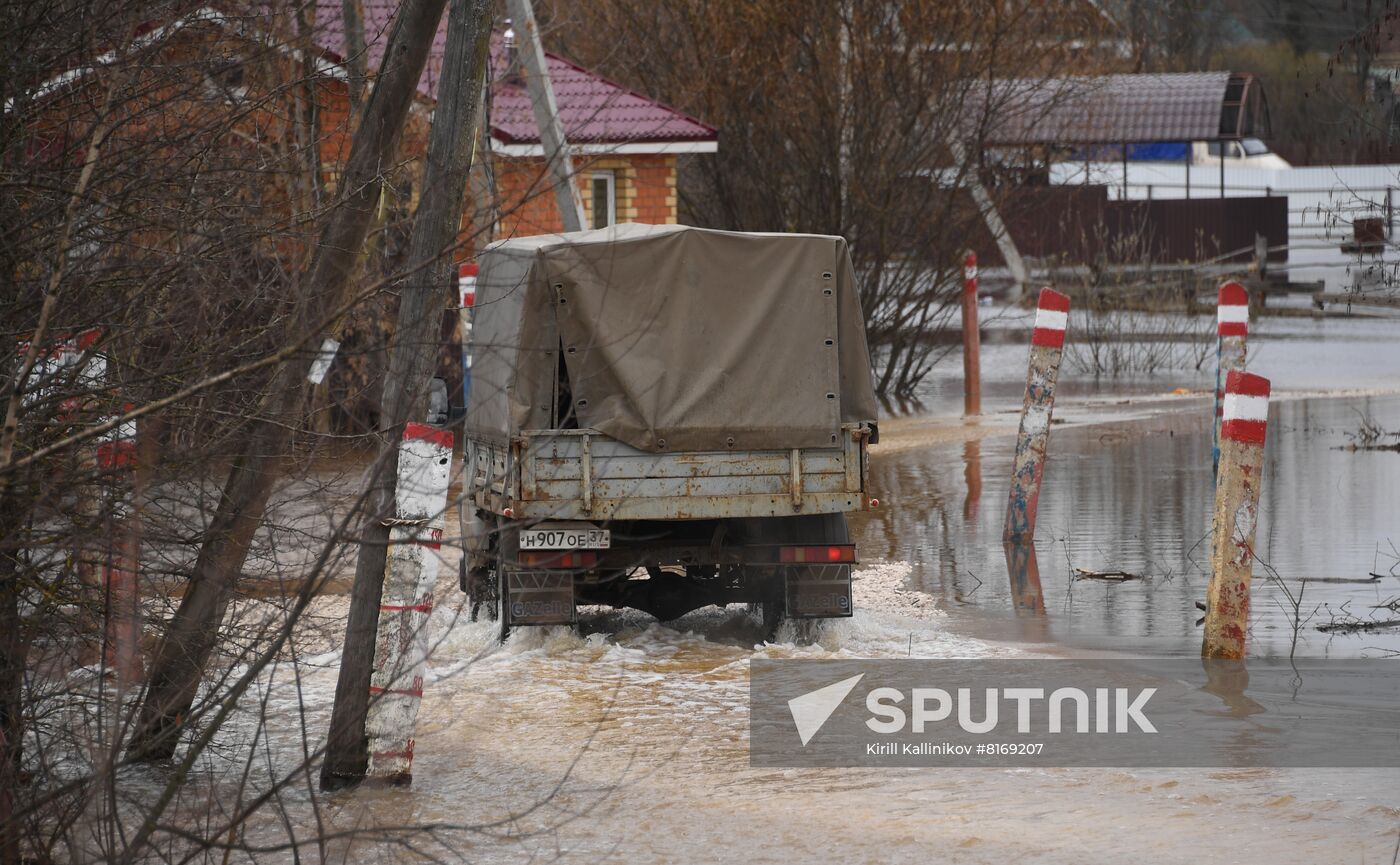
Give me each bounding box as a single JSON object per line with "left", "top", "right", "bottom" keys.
{"left": 284, "top": 396, "right": 1400, "bottom": 865}
{"left": 858, "top": 392, "right": 1400, "bottom": 657}
{"left": 214, "top": 315, "right": 1400, "bottom": 864}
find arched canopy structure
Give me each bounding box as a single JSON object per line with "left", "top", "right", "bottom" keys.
{"left": 974, "top": 72, "right": 1271, "bottom": 147}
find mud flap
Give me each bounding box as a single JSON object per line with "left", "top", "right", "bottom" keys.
{"left": 784, "top": 564, "right": 853, "bottom": 619}
{"left": 503, "top": 570, "right": 577, "bottom": 627}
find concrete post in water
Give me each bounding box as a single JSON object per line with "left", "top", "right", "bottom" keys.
{"left": 1202, "top": 370, "right": 1270, "bottom": 660}
{"left": 1002, "top": 542, "right": 1046, "bottom": 617}
{"left": 96, "top": 411, "right": 142, "bottom": 687}
{"left": 366, "top": 422, "right": 454, "bottom": 784}
{"left": 961, "top": 251, "right": 981, "bottom": 417}
{"left": 1003, "top": 288, "right": 1070, "bottom": 542}
{"left": 1212, "top": 281, "right": 1249, "bottom": 482}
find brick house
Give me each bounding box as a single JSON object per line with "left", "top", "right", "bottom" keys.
{"left": 20, "top": 3, "right": 716, "bottom": 430}
{"left": 312, "top": 2, "right": 719, "bottom": 245}
{"left": 24, "top": 3, "right": 717, "bottom": 239}
{"left": 305, "top": 3, "right": 719, "bottom": 425}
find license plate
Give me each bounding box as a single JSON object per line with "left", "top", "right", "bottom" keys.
{"left": 519, "top": 527, "right": 610, "bottom": 550}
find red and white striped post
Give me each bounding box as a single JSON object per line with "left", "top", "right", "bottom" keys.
{"left": 1003, "top": 288, "right": 1071, "bottom": 542}
{"left": 96, "top": 411, "right": 142, "bottom": 686}
{"left": 1202, "top": 370, "right": 1270, "bottom": 660}
{"left": 1213, "top": 282, "right": 1249, "bottom": 482}
{"left": 365, "top": 422, "right": 454, "bottom": 784}
{"left": 961, "top": 251, "right": 981, "bottom": 417}
{"left": 458, "top": 262, "right": 478, "bottom": 410}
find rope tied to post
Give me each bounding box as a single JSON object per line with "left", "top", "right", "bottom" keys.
{"left": 381, "top": 516, "right": 430, "bottom": 528}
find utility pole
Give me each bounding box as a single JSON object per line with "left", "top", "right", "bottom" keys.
{"left": 946, "top": 135, "right": 1028, "bottom": 301}
{"left": 322, "top": 0, "right": 494, "bottom": 790}
{"left": 468, "top": 78, "right": 498, "bottom": 242}
{"left": 506, "top": 0, "right": 586, "bottom": 232}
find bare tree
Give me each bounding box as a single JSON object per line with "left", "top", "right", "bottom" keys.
{"left": 322, "top": 0, "right": 494, "bottom": 790}
{"left": 0, "top": 0, "right": 589, "bottom": 857}
{"left": 1119, "top": 0, "right": 1230, "bottom": 72}
{"left": 551, "top": 0, "right": 1118, "bottom": 404}
{"left": 124, "top": 0, "right": 456, "bottom": 762}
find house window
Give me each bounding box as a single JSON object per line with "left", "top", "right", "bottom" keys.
{"left": 591, "top": 170, "right": 616, "bottom": 229}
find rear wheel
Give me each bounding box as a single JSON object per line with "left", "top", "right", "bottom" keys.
{"left": 496, "top": 567, "right": 510, "bottom": 643}
{"left": 463, "top": 510, "right": 498, "bottom": 622}
{"left": 464, "top": 558, "right": 500, "bottom": 623}
{"left": 493, "top": 524, "right": 519, "bottom": 643}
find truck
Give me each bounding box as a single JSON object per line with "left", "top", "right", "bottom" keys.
{"left": 457, "top": 224, "right": 879, "bottom": 642}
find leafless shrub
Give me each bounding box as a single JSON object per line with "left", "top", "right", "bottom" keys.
{"left": 1343, "top": 410, "right": 1400, "bottom": 451}
{"left": 1058, "top": 224, "right": 1219, "bottom": 376}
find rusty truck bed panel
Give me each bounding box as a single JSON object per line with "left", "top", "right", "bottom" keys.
{"left": 465, "top": 424, "right": 870, "bottom": 521}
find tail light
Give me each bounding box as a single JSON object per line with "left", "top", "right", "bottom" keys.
{"left": 518, "top": 550, "right": 598, "bottom": 569}
{"left": 779, "top": 545, "right": 856, "bottom": 564}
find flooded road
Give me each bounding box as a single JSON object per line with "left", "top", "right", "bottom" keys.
{"left": 301, "top": 574, "right": 1400, "bottom": 864}
{"left": 194, "top": 316, "right": 1400, "bottom": 863}
{"left": 857, "top": 393, "right": 1400, "bottom": 657}
{"left": 286, "top": 394, "right": 1400, "bottom": 864}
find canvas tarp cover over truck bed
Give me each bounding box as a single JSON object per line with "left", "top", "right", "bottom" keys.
{"left": 466, "top": 224, "right": 878, "bottom": 454}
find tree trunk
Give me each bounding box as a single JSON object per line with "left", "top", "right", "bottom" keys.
{"left": 321, "top": 0, "right": 493, "bottom": 790}
{"left": 0, "top": 490, "right": 29, "bottom": 865}
{"left": 127, "top": 0, "right": 452, "bottom": 763}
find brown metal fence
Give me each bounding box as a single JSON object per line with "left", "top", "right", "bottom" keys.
{"left": 967, "top": 186, "right": 1288, "bottom": 267}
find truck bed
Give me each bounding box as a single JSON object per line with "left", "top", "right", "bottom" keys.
{"left": 464, "top": 423, "right": 872, "bottom": 521}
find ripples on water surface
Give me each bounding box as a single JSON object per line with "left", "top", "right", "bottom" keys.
{"left": 854, "top": 394, "right": 1400, "bottom": 657}
{"left": 198, "top": 317, "right": 1400, "bottom": 863}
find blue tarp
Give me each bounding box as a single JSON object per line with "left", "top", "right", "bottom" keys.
{"left": 1069, "top": 142, "right": 1190, "bottom": 161}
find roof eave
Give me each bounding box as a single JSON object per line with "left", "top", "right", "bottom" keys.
{"left": 488, "top": 137, "right": 718, "bottom": 157}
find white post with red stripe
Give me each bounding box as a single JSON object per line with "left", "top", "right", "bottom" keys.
{"left": 1003, "top": 288, "right": 1071, "bottom": 541}
{"left": 458, "top": 262, "right": 478, "bottom": 411}
{"left": 1203, "top": 370, "right": 1270, "bottom": 660}
{"left": 366, "top": 422, "right": 454, "bottom": 784}
{"left": 1213, "top": 282, "right": 1249, "bottom": 482}
{"left": 17, "top": 330, "right": 142, "bottom": 682}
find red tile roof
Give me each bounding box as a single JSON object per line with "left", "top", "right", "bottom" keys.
{"left": 312, "top": 1, "right": 716, "bottom": 146}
